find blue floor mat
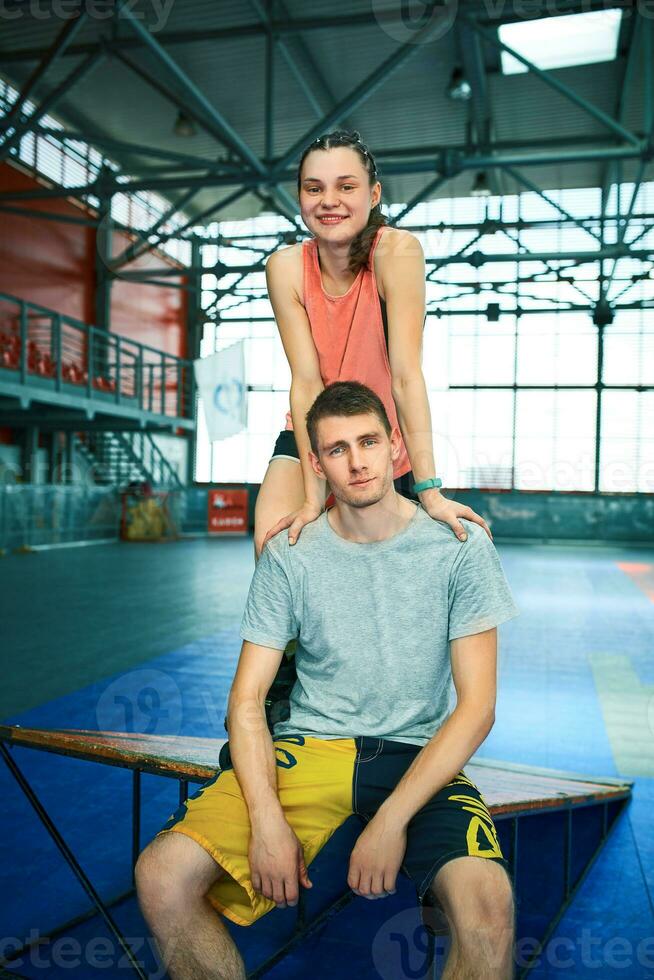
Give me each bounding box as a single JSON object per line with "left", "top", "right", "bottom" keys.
{"left": 2, "top": 541, "right": 653, "bottom": 978}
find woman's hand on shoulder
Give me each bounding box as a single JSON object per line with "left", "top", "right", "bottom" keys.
{"left": 262, "top": 500, "right": 323, "bottom": 550}
{"left": 420, "top": 490, "right": 493, "bottom": 543}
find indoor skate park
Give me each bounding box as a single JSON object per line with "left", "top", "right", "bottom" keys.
{"left": 0, "top": 1, "right": 652, "bottom": 978}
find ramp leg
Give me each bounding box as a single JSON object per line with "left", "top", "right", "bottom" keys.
{"left": 0, "top": 742, "right": 148, "bottom": 980}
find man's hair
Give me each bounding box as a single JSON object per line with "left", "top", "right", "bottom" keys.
{"left": 305, "top": 381, "right": 392, "bottom": 456}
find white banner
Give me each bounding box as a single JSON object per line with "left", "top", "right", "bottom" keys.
{"left": 193, "top": 342, "right": 247, "bottom": 441}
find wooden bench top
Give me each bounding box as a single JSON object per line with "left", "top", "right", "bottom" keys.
{"left": 0, "top": 725, "right": 632, "bottom": 817}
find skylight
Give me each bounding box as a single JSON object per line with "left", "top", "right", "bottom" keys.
{"left": 499, "top": 10, "right": 622, "bottom": 74}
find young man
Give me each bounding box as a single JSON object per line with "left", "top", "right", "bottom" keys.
{"left": 135, "top": 381, "right": 520, "bottom": 980}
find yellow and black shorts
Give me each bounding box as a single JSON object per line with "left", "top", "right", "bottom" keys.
{"left": 155, "top": 734, "right": 509, "bottom": 928}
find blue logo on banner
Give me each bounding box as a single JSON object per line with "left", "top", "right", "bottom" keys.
{"left": 213, "top": 379, "right": 245, "bottom": 415}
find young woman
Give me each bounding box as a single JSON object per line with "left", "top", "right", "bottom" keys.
{"left": 254, "top": 129, "right": 491, "bottom": 558}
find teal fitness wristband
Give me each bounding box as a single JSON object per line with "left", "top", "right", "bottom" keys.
{"left": 412, "top": 477, "right": 443, "bottom": 494}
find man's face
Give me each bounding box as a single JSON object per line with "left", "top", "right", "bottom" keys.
{"left": 310, "top": 413, "right": 400, "bottom": 508}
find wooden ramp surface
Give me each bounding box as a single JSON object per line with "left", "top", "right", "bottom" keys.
{"left": 0, "top": 725, "right": 632, "bottom": 817}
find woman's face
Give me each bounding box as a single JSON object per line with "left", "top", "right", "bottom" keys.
{"left": 298, "top": 146, "right": 381, "bottom": 243}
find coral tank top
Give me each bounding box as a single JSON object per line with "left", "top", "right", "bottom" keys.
{"left": 283, "top": 225, "right": 411, "bottom": 480}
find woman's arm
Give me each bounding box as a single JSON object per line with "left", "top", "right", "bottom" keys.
{"left": 377, "top": 229, "right": 492, "bottom": 541}
{"left": 265, "top": 248, "right": 329, "bottom": 521}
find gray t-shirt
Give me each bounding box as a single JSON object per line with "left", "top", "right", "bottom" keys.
{"left": 239, "top": 503, "right": 519, "bottom": 747}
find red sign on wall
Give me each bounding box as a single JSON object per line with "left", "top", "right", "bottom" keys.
{"left": 208, "top": 489, "right": 249, "bottom": 535}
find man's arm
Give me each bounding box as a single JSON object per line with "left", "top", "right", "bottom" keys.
{"left": 373, "top": 627, "right": 498, "bottom": 831}
{"left": 227, "top": 640, "right": 314, "bottom": 908}
{"left": 226, "top": 640, "right": 286, "bottom": 830}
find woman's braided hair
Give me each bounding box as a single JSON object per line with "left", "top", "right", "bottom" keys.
{"left": 296, "top": 129, "right": 386, "bottom": 276}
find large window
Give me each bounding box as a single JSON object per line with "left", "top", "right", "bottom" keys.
{"left": 0, "top": 75, "right": 191, "bottom": 266}
{"left": 192, "top": 186, "right": 654, "bottom": 492}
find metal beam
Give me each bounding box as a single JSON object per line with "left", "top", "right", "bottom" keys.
{"left": 252, "top": 0, "right": 359, "bottom": 134}
{"left": 114, "top": 186, "right": 253, "bottom": 268}
{"left": 0, "top": 414, "right": 185, "bottom": 432}
{"left": 601, "top": 156, "right": 649, "bottom": 298}
{"left": 0, "top": 203, "right": 98, "bottom": 226}
{"left": 113, "top": 268, "right": 190, "bottom": 279}
{"left": 111, "top": 50, "right": 277, "bottom": 238}
{"left": 209, "top": 241, "right": 281, "bottom": 306}
{"left": 425, "top": 229, "right": 481, "bottom": 281}
{"left": 188, "top": 240, "right": 650, "bottom": 277}
{"left": 645, "top": 18, "right": 654, "bottom": 157}
{"left": 185, "top": 237, "right": 202, "bottom": 484}
{"left": 187, "top": 213, "right": 654, "bottom": 242}
{"left": 199, "top": 302, "right": 654, "bottom": 324}
{"left": 112, "top": 185, "right": 204, "bottom": 269}
{"left": 459, "top": 18, "right": 509, "bottom": 198}
{"left": 262, "top": 0, "right": 274, "bottom": 165}
{"left": 390, "top": 174, "right": 449, "bottom": 226}
{"left": 118, "top": 278, "right": 193, "bottom": 290}
{"left": 17, "top": 127, "right": 650, "bottom": 178}
{"left": 464, "top": 14, "right": 641, "bottom": 148}
{"left": 274, "top": 7, "right": 456, "bottom": 173}
{"left": 111, "top": 49, "right": 241, "bottom": 170}
{"left": 0, "top": 4, "right": 88, "bottom": 134}
{"left": 599, "top": 7, "right": 643, "bottom": 294}
{"left": 502, "top": 166, "right": 602, "bottom": 243}
{"left": 377, "top": 133, "right": 645, "bottom": 158}
{"left": 600, "top": 16, "right": 654, "bottom": 299}
{"left": 117, "top": 2, "right": 299, "bottom": 224}
{"left": 426, "top": 244, "right": 650, "bottom": 266}
{"left": 252, "top": 0, "right": 365, "bottom": 198}
{"left": 5, "top": 141, "right": 645, "bottom": 204}
{"left": 33, "top": 125, "right": 236, "bottom": 170}
{"left": 461, "top": 24, "right": 491, "bottom": 148}
{"left": 0, "top": 12, "right": 433, "bottom": 64}
{"left": 0, "top": 1, "right": 635, "bottom": 62}
{"left": 254, "top": 0, "right": 301, "bottom": 160}
{"left": 95, "top": 195, "right": 113, "bottom": 330}
{"left": 152, "top": 187, "right": 253, "bottom": 244}
{"left": 0, "top": 47, "right": 106, "bottom": 163}
{"left": 121, "top": 7, "right": 297, "bottom": 224}
{"left": 500, "top": 226, "right": 595, "bottom": 305}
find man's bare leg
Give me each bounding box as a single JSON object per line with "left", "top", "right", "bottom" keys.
{"left": 135, "top": 831, "right": 246, "bottom": 980}
{"left": 429, "top": 855, "right": 515, "bottom": 979}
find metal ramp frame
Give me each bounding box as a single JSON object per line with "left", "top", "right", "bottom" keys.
{"left": 0, "top": 726, "right": 633, "bottom": 979}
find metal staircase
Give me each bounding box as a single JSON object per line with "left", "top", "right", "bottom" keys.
{"left": 75, "top": 431, "right": 183, "bottom": 488}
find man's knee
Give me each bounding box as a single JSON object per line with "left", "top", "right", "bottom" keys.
{"left": 135, "top": 838, "right": 176, "bottom": 916}
{"left": 469, "top": 865, "right": 514, "bottom": 933}
{"left": 135, "top": 832, "right": 213, "bottom": 918}
{"left": 431, "top": 857, "right": 515, "bottom": 934}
